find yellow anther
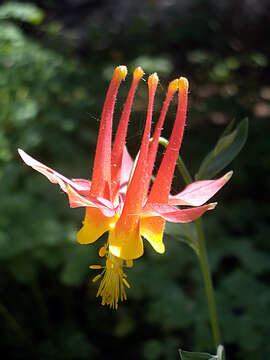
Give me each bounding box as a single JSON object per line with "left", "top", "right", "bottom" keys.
{"left": 99, "top": 245, "right": 107, "bottom": 257}
{"left": 133, "top": 66, "right": 144, "bottom": 80}
{"left": 126, "top": 259, "right": 133, "bottom": 268}
{"left": 168, "top": 79, "right": 179, "bottom": 94}
{"left": 106, "top": 259, "right": 113, "bottom": 269}
{"left": 122, "top": 278, "right": 130, "bottom": 288}
{"left": 92, "top": 274, "right": 102, "bottom": 283}
{"left": 89, "top": 265, "right": 103, "bottom": 270}
{"left": 148, "top": 73, "right": 159, "bottom": 90}
{"left": 178, "top": 77, "right": 189, "bottom": 92}
{"left": 114, "top": 65, "right": 128, "bottom": 81}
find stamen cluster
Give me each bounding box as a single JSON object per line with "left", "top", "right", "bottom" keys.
{"left": 90, "top": 246, "right": 133, "bottom": 309}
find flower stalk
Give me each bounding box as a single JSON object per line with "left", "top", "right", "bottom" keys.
{"left": 195, "top": 217, "right": 221, "bottom": 348}
{"left": 159, "top": 137, "right": 222, "bottom": 349}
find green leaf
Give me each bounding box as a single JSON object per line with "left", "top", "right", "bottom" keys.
{"left": 213, "top": 129, "right": 237, "bottom": 157}
{"left": 179, "top": 349, "right": 216, "bottom": 360}
{"left": 219, "top": 118, "right": 235, "bottom": 138}
{"left": 165, "top": 222, "right": 198, "bottom": 254}
{"left": 196, "top": 118, "right": 248, "bottom": 179}
{"left": 0, "top": 2, "right": 44, "bottom": 25}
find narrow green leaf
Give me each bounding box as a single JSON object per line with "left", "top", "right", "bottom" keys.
{"left": 179, "top": 349, "right": 216, "bottom": 360}
{"left": 220, "top": 118, "right": 235, "bottom": 138}
{"left": 196, "top": 118, "right": 248, "bottom": 179}
{"left": 213, "top": 129, "right": 237, "bottom": 157}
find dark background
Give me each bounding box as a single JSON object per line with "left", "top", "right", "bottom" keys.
{"left": 0, "top": 1, "right": 270, "bottom": 359}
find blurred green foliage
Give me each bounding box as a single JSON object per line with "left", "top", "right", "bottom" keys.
{"left": 0, "top": 1, "right": 270, "bottom": 360}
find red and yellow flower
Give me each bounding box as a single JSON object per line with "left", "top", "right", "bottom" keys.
{"left": 19, "top": 65, "right": 231, "bottom": 309}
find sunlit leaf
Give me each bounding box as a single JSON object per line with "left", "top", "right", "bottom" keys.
{"left": 196, "top": 118, "right": 248, "bottom": 179}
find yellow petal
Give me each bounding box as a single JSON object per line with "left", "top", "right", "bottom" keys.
{"left": 109, "top": 222, "right": 144, "bottom": 260}
{"left": 140, "top": 216, "right": 165, "bottom": 254}
{"left": 77, "top": 207, "right": 116, "bottom": 244}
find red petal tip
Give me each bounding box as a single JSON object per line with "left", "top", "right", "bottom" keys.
{"left": 133, "top": 66, "right": 144, "bottom": 80}
{"left": 168, "top": 79, "right": 179, "bottom": 93}
{"left": 114, "top": 66, "right": 128, "bottom": 81}
{"left": 148, "top": 73, "right": 159, "bottom": 90}
{"left": 178, "top": 77, "right": 189, "bottom": 91}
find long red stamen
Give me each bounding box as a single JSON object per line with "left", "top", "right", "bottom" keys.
{"left": 90, "top": 66, "right": 127, "bottom": 200}
{"left": 148, "top": 77, "right": 188, "bottom": 203}
{"left": 111, "top": 67, "right": 144, "bottom": 201}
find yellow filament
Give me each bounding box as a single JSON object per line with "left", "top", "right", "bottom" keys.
{"left": 96, "top": 252, "right": 130, "bottom": 309}
{"left": 106, "top": 259, "right": 113, "bottom": 269}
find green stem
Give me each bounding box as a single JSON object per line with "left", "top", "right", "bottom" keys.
{"left": 157, "top": 137, "right": 221, "bottom": 348}
{"left": 195, "top": 218, "right": 221, "bottom": 348}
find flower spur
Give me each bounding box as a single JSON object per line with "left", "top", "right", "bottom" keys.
{"left": 18, "top": 65, "right": 232, "bottom": 309}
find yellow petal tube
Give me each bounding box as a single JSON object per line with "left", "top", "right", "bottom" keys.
{"left": 108, "top": 220, "right": 144, "bottom": 260}
{"left": 77, "top": 207, "right": 117, "bottom": 244}
{"left": 139, "top": 216, "right": 165, "bottom": 254}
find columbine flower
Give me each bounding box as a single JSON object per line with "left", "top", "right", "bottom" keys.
{"left": 18, "top": 65, "right": 232, "bottom": 309}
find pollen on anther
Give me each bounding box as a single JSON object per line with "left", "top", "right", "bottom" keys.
{"left": 89, "top": 265, "right": 102, "bottom": 270}
{"left": 99, "top": 246, "right": 107, "bottom": 257}
{"left": 92, "top": 274, "right": 102, "bottom": 283}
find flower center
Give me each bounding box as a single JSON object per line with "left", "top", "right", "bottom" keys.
{"left": 90, "top": 246, "right": 132, "bottom": 309}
